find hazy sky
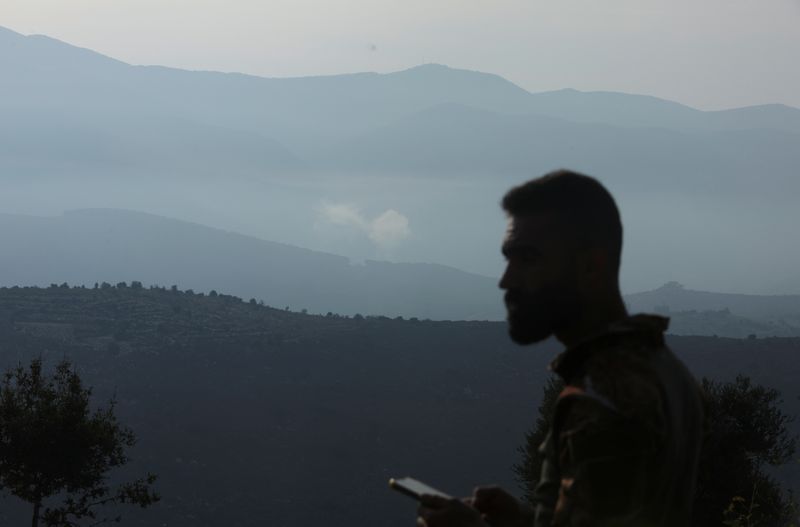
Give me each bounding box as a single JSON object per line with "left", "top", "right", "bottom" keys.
{"left": 3, "top": 0, "right": 799, "bottom": 110}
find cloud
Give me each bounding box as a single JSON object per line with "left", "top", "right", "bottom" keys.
{"left": 318, "top": 202, "right": 411, "bottom": 248}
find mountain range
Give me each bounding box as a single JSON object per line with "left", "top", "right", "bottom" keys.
{"left": 1, "top": 24, "right": 798, "bottom": 298}
{"left": 2, "top": 25, "right": 799, "bottom": 185}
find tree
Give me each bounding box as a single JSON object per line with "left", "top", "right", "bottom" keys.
{"left": 515, "top": 375, "right": 797, "bottom": 526}
{"left": 0, "top": 359, "right": 159, "bottom": 527}
{"left": 513, "top": 376, "right": 562, "bottom": 506}
{"left": 696, "top": 376, "right": 796, "bottom": 527}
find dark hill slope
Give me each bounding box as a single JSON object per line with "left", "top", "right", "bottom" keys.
{"left": 0, "top": 285, "right": 542, "bottom": 527}
{"left": 0, "top": 286, "right": 799, "bottom": 526}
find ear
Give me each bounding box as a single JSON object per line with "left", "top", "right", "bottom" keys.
{"left": 583, "top": 248, "right": 608, "bottom": 278}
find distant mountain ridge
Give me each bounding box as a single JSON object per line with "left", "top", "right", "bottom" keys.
{"left": 626, "top": 281, "right": 800, "bottom": 325}
{"left": 2, "top": 24, "right": 799, "bottom": 181}
{"left": 3, "top": 25, "right": 797, "bottom": 129}
{"left": 0, "top": 209, "right": 503, "bottom": 321}
{"left": 0, "top": 209, "right": 798, "bottom": 335}
{"left": 2, "top": 25, "right": 798, "bottom": 300}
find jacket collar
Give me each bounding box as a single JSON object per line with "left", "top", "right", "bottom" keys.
{"left": 550, "top": 314, "right": 670, "bottom": 380}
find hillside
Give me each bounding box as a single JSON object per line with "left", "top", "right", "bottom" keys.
{"left": 1, "top": 285, "right": 800, "bottom": 526}
{"left": 626, "top": 282, "right": 800, "bottom": 327}
{"left": 0, "top": 209, "right": 503, "bottom": 321}
{"left": 2, "top": 209, "right": 800, "bottom": 334}
{"left": 0, "top": 285, "right": 543, "bottom": 527}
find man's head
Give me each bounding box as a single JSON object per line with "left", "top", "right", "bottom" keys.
{"left": 499, "top": 170, "right": 623, "bottom": 345}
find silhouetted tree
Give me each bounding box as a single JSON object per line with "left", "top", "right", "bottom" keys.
{"left": 515, "top": 375, "right": 797, "bottom": 526}
{"left": 0, "top": 359, "right": 159, "bottom": 527}
{"left": 513, "top": 376, "right": 562, "bottom": 505}
{"left": 696, "top": 376, "right": 796, "bottom": 526}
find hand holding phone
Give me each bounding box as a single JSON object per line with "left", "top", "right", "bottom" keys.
{"left": 393, "top": 479, "right": 488, "bottom": 527}
{"left": 388, "top": 477, "right": 452, "bottom": 501}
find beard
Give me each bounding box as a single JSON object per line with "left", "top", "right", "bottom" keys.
{"left": 504, "top": 284, "right": 577, "bottom": 345}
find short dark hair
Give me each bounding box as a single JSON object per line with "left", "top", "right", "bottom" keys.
{"left": 502, "top": 169, "right": 623, "bottom": 273}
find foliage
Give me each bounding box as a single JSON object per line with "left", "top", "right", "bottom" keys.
{"left": 695, "top": 375, "right": 797, "bottom": 526}
{"left": 513, "top": 376, "right": 563, "bottom": 505}
{"left": 0, "top": 359, "right": 159, "bottom": 527}
{"left": 515, "top": 374, "right": 798, "bottom": 526}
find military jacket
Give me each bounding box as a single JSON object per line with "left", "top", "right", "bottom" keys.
{"left": 533, "top": 315, "right": 705, "bottom": 527}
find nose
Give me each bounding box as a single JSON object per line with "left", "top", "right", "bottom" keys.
{"left": 499, "top": 265, "right": 511, "bottom": 290}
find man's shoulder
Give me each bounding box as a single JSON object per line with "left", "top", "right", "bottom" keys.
{"left": 584, "top": 335, "right": 673, "bottom": 383}
{"left": 553, "top": 314, "right": 701, "bottom": 426}
{"left": 582, "top": 342, "right": 668, "bottom": 413}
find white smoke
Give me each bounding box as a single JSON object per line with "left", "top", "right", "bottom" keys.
{"left": 318, "top": 202, "right": 411, "bottom": 248}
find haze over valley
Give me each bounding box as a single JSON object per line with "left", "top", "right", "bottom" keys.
{"left": 1, "top": 25, "right": 799, "bottom": 297}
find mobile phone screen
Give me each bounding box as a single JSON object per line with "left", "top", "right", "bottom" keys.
{"left": 389, "top": 477, "right": 452, "bottom": 500}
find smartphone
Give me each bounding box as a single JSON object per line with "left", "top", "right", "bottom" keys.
{"left": 389, "top": 477, "right": 452, "bottom": 501}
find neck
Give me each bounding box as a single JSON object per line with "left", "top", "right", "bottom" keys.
{"left": 555, "top": 288, "right": 628, "bottom": 348}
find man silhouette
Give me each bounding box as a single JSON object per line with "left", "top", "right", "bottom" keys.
{"left": 417, "top": 170, "right": 705, "bottom": 527}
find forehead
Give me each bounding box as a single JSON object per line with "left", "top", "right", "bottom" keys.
{"left": 503, "top": 212, "right": 564, "bottom": 246}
